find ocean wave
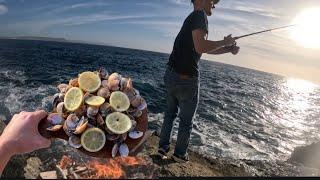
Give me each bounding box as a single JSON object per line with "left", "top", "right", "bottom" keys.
{"left": 1, "top": 80, "right": 56, "bottom": 120}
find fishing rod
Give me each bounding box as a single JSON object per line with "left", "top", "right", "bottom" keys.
{"left": 234, "top": 24, "right": 297, "bottom": 40}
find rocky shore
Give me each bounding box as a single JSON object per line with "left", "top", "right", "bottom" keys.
{"left": 1, "top": 120, "right": 320, "bottom": 178}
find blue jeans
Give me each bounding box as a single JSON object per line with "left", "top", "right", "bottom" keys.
{"left": 159, "top": 67, "right": 199, "bottom": 156}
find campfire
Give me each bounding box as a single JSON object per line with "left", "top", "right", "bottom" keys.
{"left": 40, "top": 155, "right": 159, "bottom": 179}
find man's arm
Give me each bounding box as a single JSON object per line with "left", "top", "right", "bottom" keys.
{"left": 208, "top": 45, "right": 240, "bottom": 55}
{"left": 192, "top": 29, "right": 236, "bottom": 54}
{"left": 0, "top": 139, "right": 13, "bottom": 175}
{"left": 0, "top": 111, "right": 51, "bottom": 175}
{"left": 207, "top": 47, "right": 231, "bottom": 55}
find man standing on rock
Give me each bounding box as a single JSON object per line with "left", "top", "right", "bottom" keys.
{"left": 158, "top": 0, "right": 240, "bottom": 163}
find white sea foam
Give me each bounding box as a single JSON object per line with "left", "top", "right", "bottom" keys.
{"left": 0, "top": 69, "right": 56, "bottom": 117}
{"left": 4, "top": 85, "right": 56, "bottom": 115}
{"left": 0, "top": 70, "right": 27, "bottom": 84}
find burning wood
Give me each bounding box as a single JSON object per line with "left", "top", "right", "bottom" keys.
{"left": 87, "top": 160, "right": 124, "bottom": 179}
{"left": 40, "top": 155, "right": 159, "bottom": 179}
{"left": 59, "top": 156, "right": 73, "bottom": 170}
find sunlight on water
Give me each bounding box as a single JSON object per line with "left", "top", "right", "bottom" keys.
{"left": 273, "top": 78, "right": 319, "bottom": 154}
{"left": 279, "top": 78, "right": 318, "bottom": 131}
{"left": 286, "top": 78, "right": 318, "bottom": 94}
{"left": 286, "top": 78, "right": 318, "bottom": 111}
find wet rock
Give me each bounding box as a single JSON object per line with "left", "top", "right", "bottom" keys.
{"left": 0, "top": 119, "right": 6, "bottom": 135}
{"left": 288, "top": 142, "right": 320, "bottom": 169}
{"left": 40, "top": 171, "right": 58, "bottom": 179}
{"left": 24, "top": 157, "right": 43, "bottom": 179}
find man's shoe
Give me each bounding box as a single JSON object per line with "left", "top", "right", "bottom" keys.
{"left": 157, "top": 146, "right": 170, "bottom": 160}
{"left": 172, "top": 153, "right": 189, "bottom": 163}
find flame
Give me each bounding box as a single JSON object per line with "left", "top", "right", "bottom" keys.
{"left": 115, "top": 156, "right": 146, "bottom": 166}
{"left": 88, "top": 159, "right": 124, "bottom": 179}
{"left": 86, "top": 157, "right": 146, "bottom": 179}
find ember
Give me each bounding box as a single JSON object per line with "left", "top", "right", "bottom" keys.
{"left": 59, "top": 156, "right": 73, "bottom": 169}
{"left": 115, "top": 156, "right": 146, "bottom": 166}
{"left": 88, "top": 160, "right": 124, "bottom": 179}
{"left": 42, "top": 155, "right": 159, "bottom": 179}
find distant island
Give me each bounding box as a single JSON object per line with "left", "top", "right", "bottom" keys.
{"left": 0, "top": 36, "right": 68, "bottom": 42}
{"left": 0, "top": 36, "right": 111, "bottom": 46}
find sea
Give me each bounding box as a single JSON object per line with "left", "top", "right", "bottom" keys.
{"left": 1, "top": 39, "right": 320, "bottom": 162}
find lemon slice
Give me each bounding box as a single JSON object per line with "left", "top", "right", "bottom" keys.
{"left": 81, "top": 128, "right": 106, "bottom": 152}
{"left": 78, "top": 71, "right": 101, "bottom": 93}
{"left": 85, "top": 96, "right": 105, "bottom": 106}
{"left": 64, "top": 87, "right": 84, "bottom": 112}
{"left": 106, "top": 112, "right": 132, "bottom": 134}
{"left": 109, "top": 91, "right": 130, "bottom": 112}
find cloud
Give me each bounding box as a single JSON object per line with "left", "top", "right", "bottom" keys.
{"left": 0, "top": 4, "right": 8, "bottom": 15}
{"left": 170, "top": 0, "right": 189, "bottom": 5}
{"left": 70, "top": 2, "right": 109, "bottom": 9}
{"left": 46, "top": 2, "right": 110, "bottom": 15}
{"left": 119, "top": 19, "right": 181, "bottom": 38}
{"left": 63, "top": 14, "right": 143, "bottom": 26}
{"left": 7, "top": 12, "right": 145, "bottom": 33}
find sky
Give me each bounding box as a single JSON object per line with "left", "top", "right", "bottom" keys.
{"left": 1, "top": 0, "right": 320, "bottom": 84}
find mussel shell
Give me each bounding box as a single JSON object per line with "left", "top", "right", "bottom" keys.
{"left": 58, "top": 93, "right": 65, "bottom": 100}
{"left": 112, "top": 143, "right": 120, "bottom": 158}
{"left": 124, "top": 89, "right": 136, "bottom": 102}
{"left": 68, "top": 136, "right": 82, "bottom": 149}
{"left": 96, "top": 113, "right": 105, "bottom": 127}
{"left": 131, "top": 95, "right": 142, "bottom": 108}
{"left": 101, "top": 80, "right": 108, "bottom": 88}
{"left": 120, "top": 133, "right": 127, "bottom": 142}
{"left": 57, "top": 84, "right": 69, "bottom": 93}
{"left": 47, "top": 113, "right": 64, "bottom": 125}
{"left": 47, "top": 124, "right": 63, "bottom": 132}
{"left": 99, "top": 102, "right": 113, "bottom": 116}
{"left": 74, "top": 117, "right": 88, "bottom": 135}
{"left": 107, "top": 134, "right": 120, "bottom": 141}
{"left": 119, "top": 143, "right": 129, "bottom": 157}
{"left": 97, "top": 88, "right": 110, "bottom": 99}
{"left": 88, "top": 117, "right": 98, "bottom": 126}
{"left": 129, "top": 131, "right": 144, "bottom": 139}
{"left": 87, "top": 106, "right": 99, "bottom": 117}
{"left": 133, "top": 110, "right": 142, "bottom": 118}
{"left": 69, "top": 78, "right": 79, "bottom": 87}
{"left": 65, "top": 114, "right": 79, "bottom": 131}
{"left": 119, "top": 78, "right": 129, "bottom": 91}
{"left": 137, "top": 98, "right": 147, "bottom": 111}
{"left": 83, "top": 92, "right": 91, "bottom": 102}
{"left": 129, "top": 120, "right": 137, "bottom": 132}
{"left": 127, "top": 114, "right": 135, "bottom": 120}
{"left": 99, "top": 67, "right": 108, "bottom": 79}
{"left": 87, "top": 123, "right": 95, "bottom": 129}
{"left": 107, "top": 73, "right": 121, "bottom": 91}
{"left": 52, "top": 93, "right": 62, "bottom": 109}
{"left": 63, "top": 124, "right": 74, "bottom": 137}
{"left": 128, "top": 108, "right": 142, "bottom": 118}
{"left": 74, "top": 105, "right": 86, "bottom": 117}
{"left": 56, "top": 102, "right": 65, "bottom": 114}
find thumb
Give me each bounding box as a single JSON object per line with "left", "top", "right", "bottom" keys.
{"left": 37, "top": 137, "right": 51, "bottom": 149}
{"left": 32, "top": 110, "right": 48, "bottom": 124}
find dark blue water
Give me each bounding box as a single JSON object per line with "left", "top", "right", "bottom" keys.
{"left": 1, "top": 39, "right": 320, "bottom": 161}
